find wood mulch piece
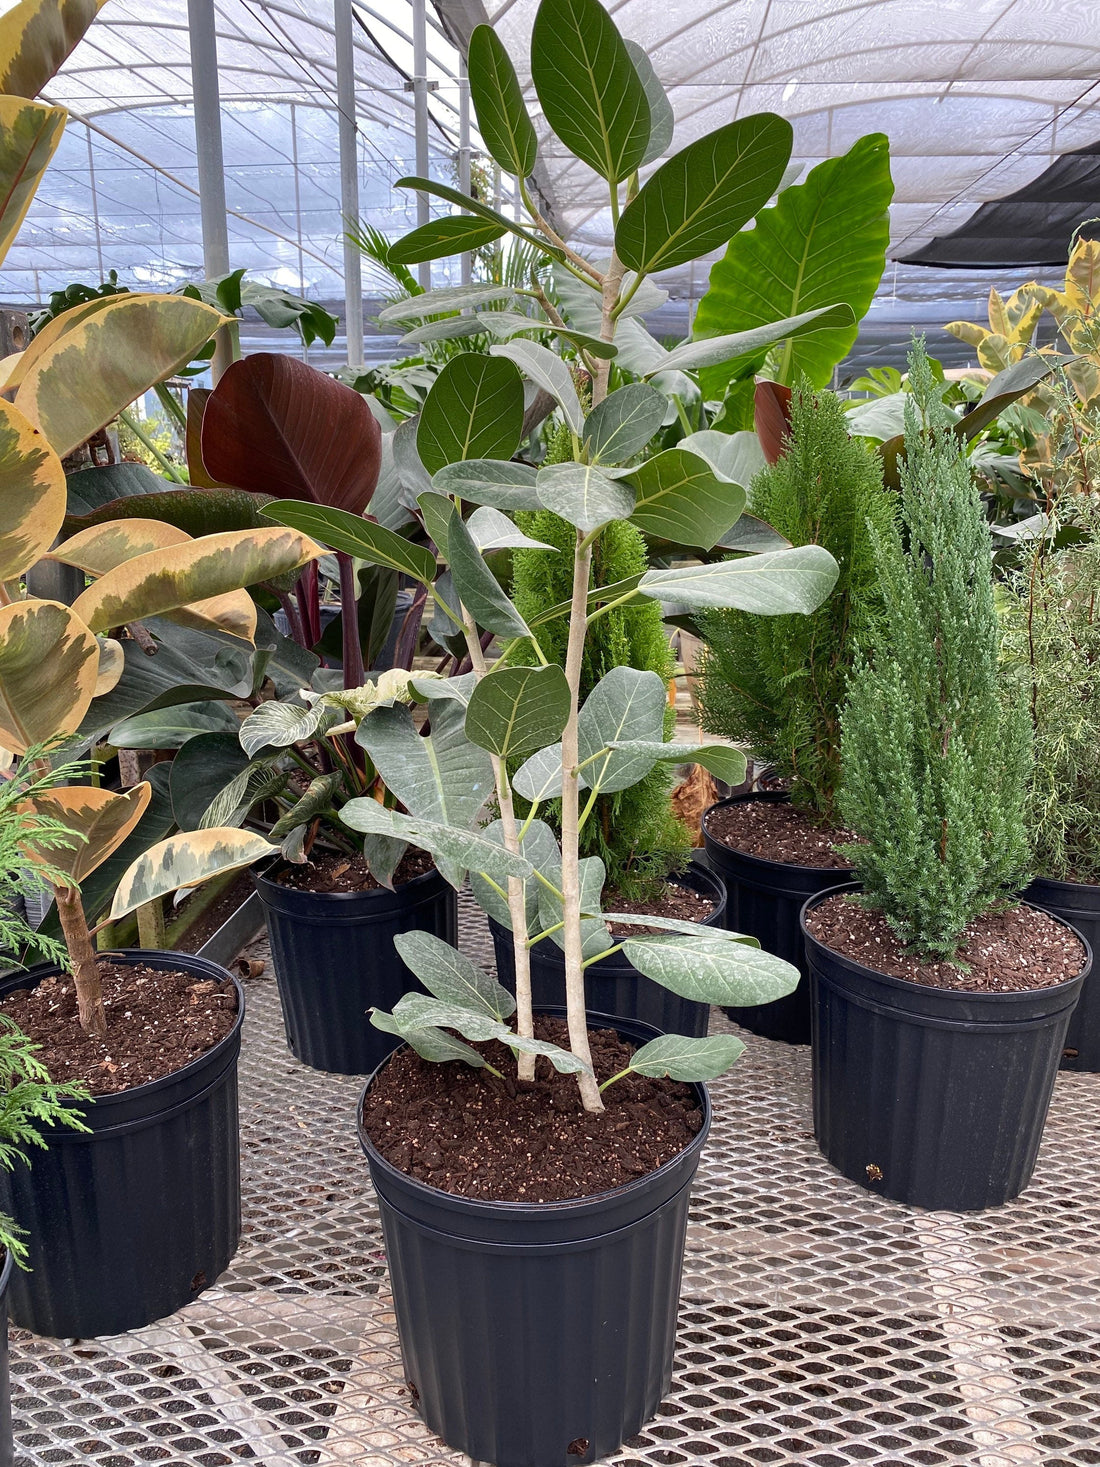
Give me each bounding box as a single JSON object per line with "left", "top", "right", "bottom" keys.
{"left": 605, "top": 878, "right": 716, "bottom": 937}
{"left": 806, "top": 892, "right": 1086, "bottom": 992}
{"left": 361, "top": 1016, "right": 702, "bottom": 1203}
{"left": 706, "top": 799, "right": 855, "bottom": 869}
{"left": 0, "top": 961, "right": 238, "bottom": 1094}
{"left": 274, "top": 847, "right": 434, "bottom": 894}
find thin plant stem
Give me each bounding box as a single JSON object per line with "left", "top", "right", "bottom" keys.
{"left": 118, "top": 408, "right": 186, "bottom": 483}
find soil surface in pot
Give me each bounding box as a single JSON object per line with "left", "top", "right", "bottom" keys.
{"left": 362, "top": 1016, "right": 702, "bottom": 1203}
{"left": 0, "top": 961, "right": 238, "bottom": 1094}
{"left": 604, "top": 877, "right": 716, "bottom": 936}
{"left": 274, "top": 847, "right": 434, "bottom": 894}
{"left": 707, "top": 799, "right": 854, "bottom": 869}
{"left": 806, "top": 892, "right": 1086, "bottom": 991}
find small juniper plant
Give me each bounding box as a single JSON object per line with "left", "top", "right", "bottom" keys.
{"left": 264, "top": 0, "right": 845, "bottom": 1111}
{"left": 838, "top": 343, "right": 1031, "bottom": 956}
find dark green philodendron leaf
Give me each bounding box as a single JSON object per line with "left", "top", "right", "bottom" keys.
{"left": 694, "top": 133, "right": 893, "bottom": 394}
{"left": 468, "top": 23, "right": 538, "bottom": 178}
{"left": 393, "top": 930, "right": 515, "bottom": 1021}
{"left": 639, "top": 545, "right": 839, "bottom": 613}
{"left": 393, "top": 177, "right": 561, "bottom": 260}
{"left": 627, "top": 448, "right": 747, "bottom": 549}
{"left": 620, "top": 1033, "right": 747, "bottom": 1083}
{"left": 616, "top": 113, "right": 792, "bottom": 278}
{"left": 418, "top": 354, "right": 525, "bottom": 475}
{"left": 623, "top": 932, "right": 800, "bottom": 1006}
{"left": 624, "top": 40, "right": 674, "bottom": 166}
{"left": 168, "top": 732, "right": 250, "bottom": 831}
{"left": 538, "top": 854, "right": 610, "bottom": 960}
{"left": 490, "top": 340, "right": 585, "bottom": 434}
{"left": 606, "top": 740, "right": 748, "bottom": 787}
{"left": 109, "top": 699, "right": 240, "bottom": 750}
{"left": 265, "top": 500, "right": 437, "bottom": 585}
{"left": 657, "top": 304, "right": 856, "bottom": 376}
{"left": 389, "top": 215, "right": 507, "bottom": 264}
{"left": 370, "top": 1007, "right": 488, "bottom": 1069}
{"left": 530, "top": 0, "right": 650, "bottom": 184}
{"left": 956, "top": 352, "right": 1078, "bottom": 441}
{"left": 467, "top": 505, "right": 556, "bottom": 553}
{"left": 577, "top": 666, "right": 668, "bottom": 794}
{"left": 447, "top": 507, "right": 531, "bottom": 638}
{"left": 584, "top": 383, "right": 666, "bottom": 465}
{"left": 465, "top": 664, "right": 571, "bottom": 759}
{"left": 433, "top": 459, "right": 541, "bottom": 512}
{"left": 536, "top": 462, "right": 636, "bottom": 534}
{"left": 377, "top": 283, "right": 525, "bottom": 325}
{"left": 339, "top": 798, "right": 532, "bottom": 888}
{"left": 469, "top": 817, "right": 560, "bottom": 933}
{"left": 268, "top": 772, "right": 343, "bottom": 839}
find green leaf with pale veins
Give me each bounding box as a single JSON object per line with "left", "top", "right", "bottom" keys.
{"left": 468, "top": 23, "right": 538, "bottom": 178}
{"left": 389, "top": 215, "right": 507, "bottom": 264}
{"left": 536, "top": 462, "right": 635, "bottom": 534}
{"left": 584, "top": 383, "right": 666, "bottom": 465}
{"left": 659, "top": 304, "right": 856, "bottom": 377}
{"left": 392, "top": 992, "right": 505, "bottom": 1043}
{"left": 338, "top": 799, "right": 532, "bottom": 889}
{"left": 639, "top": 545, "right": 839, "bottom": 614}
{"left": 393, "top": 931, "right": 515, "bottom": 1021}
{"left": 490, "top": 340, "right": 585, "bottom": 435}
{"left": 447, "top": 506, "right": 531, "bottom": 638}
{"left": 371, "top": 1008, "right": 487, "bottom": 1069}
{"left": 622, "top": 1033, "right": 747, "bottom": 1083}
{"left": 512, "top": 742, "right": 565, "bottom": 802}
{"left": 377, "top": 283, "right": 525, "bottom": 325}
{"left": 418, "top": 354, "right": 525, "bottom": 475}
{"left": 464, "top": 664, "right": 571, "bottom": 759}
{"left": 624, "top": 40, "right": 674, "bottom": 166}
{"left": 394, "top": 177, "right": 561, "bottom": 262}
{"left": 607, "top": 741, "right": 748, "bottom": 787}
{"left": 623, "top": 932, "right": 800, "bottom": 1006}
{"left": 538, "top": 853, "right": 610, "bottom": 960}
{"left": 266, "top": 500, "right": 437, "bottom": 585}
{"left": 433, "top": 459, "right": 541, "bottom": 512}
{"left": 627, "top": 447, "right": 746, "bottom": 549}
{"left": 502, "top": 1032, "right": 593, "bottom": 1075}
{"left": 467, "top": 506, "right": 557, "bottom": 553}
{"left": 577, "top": 667, "right": 668, "bottom": 794}
{"left": 469, "top": 817, "right": 560, "bottom": 934}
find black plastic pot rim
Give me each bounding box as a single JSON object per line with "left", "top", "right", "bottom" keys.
{"left": 800, "top": 883, "right": 1093, "bottom": 1007}
{"left": 357, "top": 1007, "right": 712, "bottom": 1227}
{"left": 702, "top": 794, "right": 856, "bottom": 880}
{"left": 254, "top": 857, "right": 445, "bottom": 908}
{"left": 1027, "top": 871, "right": 1100, "bottom": 899}
{"left": 1, "top": 951, "right": 245, "bottom": 1118}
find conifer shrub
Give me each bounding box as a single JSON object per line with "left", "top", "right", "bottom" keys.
{"left": 695, "top": 385, "right": 892, "bottom": 825}
{"left": 838, "top": 345, "right": 1031, "bottom": 956}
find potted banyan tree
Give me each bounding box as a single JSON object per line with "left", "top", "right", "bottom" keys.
{"left": 243, "top": 1, "right": 850, "bottom": 1459}
{"left": 801, "top": 344, "right": 1091, "bottom": 1212}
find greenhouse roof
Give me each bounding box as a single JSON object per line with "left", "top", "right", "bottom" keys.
{"left": 5, "top": 0, "right": 1100, "bottom": 363}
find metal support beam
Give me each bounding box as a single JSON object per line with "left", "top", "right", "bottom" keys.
{"left": 187, "top": 0, "right": 235, "bottom": 382}
{"left": 458, "top": 53, "right": 471, "bottom": 286}
{"left": 412, "top": 0, "right": 431, "bottom": 291}
{"left": 335, "top": 0, "right": 363, "bottom": 367}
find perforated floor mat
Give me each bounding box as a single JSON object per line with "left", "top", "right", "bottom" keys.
{"left": 12, "top": 892, "right": 1100, "bottom": 1466}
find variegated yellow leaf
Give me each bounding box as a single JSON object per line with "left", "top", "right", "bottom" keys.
{"left": 48, "top": 516, "right": 191, "bottom": 575}
{"left": 0, "top": 0, "right": 106, "bottom": 99}
{"left": 0, "top": 395, "right": 65, "bottom": 580}
{"left": 0, "top": 95, "right": 66, "bottom": 271}
{"left": 110, "top": 828, "right": 277, "bottom": 921}
{"left": 2, "top": 293, "right": 118, "bottom": 394}
{"left": 0, "top": 597, "right": 98, "bottom": 751}
{"left": 70, "top": 526, "right": 321, "bottom": 634}
{"left": 164, "top": 589, "right": 257, "bottom": 642}
{"left": 21, "top": 783, "right": 151, "bottom": 883}
{"left": 14, "top": 294, "right": 228, "bottom": 457}
{"left": 94, "top": 635, "right": 123, "bottom": 695}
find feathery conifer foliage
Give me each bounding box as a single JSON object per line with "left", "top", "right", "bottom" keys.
{"left": 839, "top": 344, "right": 1030, "bottom": 955}
{"left": 695, "top": 385, "right": 891, "bottom": 825}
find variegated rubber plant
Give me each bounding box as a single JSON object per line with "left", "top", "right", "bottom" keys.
{"left": 250, "top": 0, "right": 846, "bottom": 1106}
{"left": 0, "top": 0, "right": 322, "bottom": 1036}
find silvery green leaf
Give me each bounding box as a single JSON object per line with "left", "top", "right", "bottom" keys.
{"left": 392, "top": 415, "right": 435, "bottom": 499}
{"left": 715, "top": 514, "right": 792, "bottom": 554}
{"left": 448, "top": 508, "right": 531, "bottom": 639}
{"left": 626, "top": 447, "right": 746, "bottom": 550}
{"left": 654, "top": 305, "right": 855, "bottom": 376}
{"left": 239, "top": 699, "right": 328, "bottom": 758}
{"left": 201, "top": 762, "right": 287, "bottom": 829}
{"left": 583, "top": 383, "right": 666, "bottom": 465}
{"left": 361, "top": 832, "right": 406, "bottom": 889}
{"left": 465, "top": 664, "right": 571, "bottom": 759}
{"left": 639, "top": 545, "right": 839, "bottom": 614}
{"left": 476, "top": 309, "right": 548, "bottom": 339}
{"left": 369, "top": 433, "right": 414, "bottom": 532}
{"left": 513, "top": 741, "right": 564, "bottom": 802}
{"left": 603, "top": 911, "right": 757, "bottom": 939}
{"left": 536, "top": 462, "right": 636, "bottom": 535}
{"left": 468, "top": 506, "right": 557, "bottom": 553}
{"left": 338, "top": 799, "right": 531, "bottom": 888}
{"left": 412, "top": 670, "right": 477, "bottom": 706}
{"left": 607, "top": 741, "right": 747, "bottom": 787}
{"left": 392, "top": 992, "right": 504, "bottom": 1043}
{"left": 502, "top": 1032, "right": 593, "bottom": 1075}
{"left": 679, "top": 430, "right": 766, "bottom": 492}
{"left": 577, "top": 667, "right": 668, "bottom": 794}
{"left": 398, "top": 314, "right": 485, "bottom": 348}
{"left": 393, "top": 930, "right": 515, "bottom": 1022}
{"left": 469, "top": 817, "right": 560, "bottom": 934}
{"left": 417, "top": 491, "right": 454, "bottom": 555}
{"left": 371, "top": 1008, "right": 487, "bottom": 1069}
{"left": 537, "top": 855, "right": 610, "bottom": 960}
{"left": 280, "top": 823, "right": 309, "bottom": 864}
{"left": 428, "top": 570, "right": 463, "bottom": 647}
{"left": 377, "top": 284, "right": 523, "bottom": 324}
{"left": 624, "top": 40, "right": 674, "bottom": 166}
{"left": 625, "top": 1033, "right": 746, "bottom": 1082}
{"left": 623, "top": 933, "right": 800, "bottom": 1006}
{"left": 432, "top": 459, "right": 541, "bottom": 512}
{"left": 490, "top": 340, "right": 584, "bottom": 434}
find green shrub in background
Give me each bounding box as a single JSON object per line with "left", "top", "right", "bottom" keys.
{"left": 695, "top": 385, "right": 892, "bottom": 825}
{"left": 839, "top": 344, "right": 1031, "bottom": 956}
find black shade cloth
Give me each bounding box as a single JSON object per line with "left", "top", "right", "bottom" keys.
{"left": 900, "top": 141, "right": 1100, "bottom": 269}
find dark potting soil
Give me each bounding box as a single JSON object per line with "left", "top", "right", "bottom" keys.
{"left": 361, "top": 1015, "right": 703, "bottom": 1202}
{"left": 707, "top": 799, "right": 855, "bottom": 869}
{"left": 0, "top": 961, "right": 238, "bottom": 1094}
{"left": 806, "top": 892, "right": 1086, "bottom": 992}
{"left": 605, "top": 878, "right": 716, "bottom": 936}
{"left": 274, "top": 847, "right": 434, "bottom": 894}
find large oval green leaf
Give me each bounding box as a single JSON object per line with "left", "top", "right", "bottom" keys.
{"left": 530, "top": 0, "right": 649, "bottom": 185}
{"left": 468, "top": 24, "right": 537, "bottom": 179}
{"left": 639, "top": 545, "right": 840, "bottom": 614}
{"left": 464, "top": 664, "right": 570, "bottom": 760}
{"left": 389, "top": 215, "right": 507, "bottom": 264}
{"left": 627, "top": 448, "right": 746, "bottom": 550}
{"left": 616, "top": 113, "right": 792, "bottom": 278}
{"left": 417, "top": 354, "right": 524, "bottom": 475}
{"left": 694, "top": 133, "right": 893, "bottom": 395}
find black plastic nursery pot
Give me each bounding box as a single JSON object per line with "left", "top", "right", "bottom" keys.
{"left": 254, "top": 861, "right": 457, "bottom": 1074}
{"left": 702, "top": 793, "right": 854, "bottom": 1045}
{"left": 1024, "top": 875, "right": 1100, "bottom": 1071}
{"left": 357, "top": 1009, "right": 712, "bottom": 1467}
{"left": 802, "top": 886, "right": 1090, "bottom": 1211}
{"left": 0, "top": 951, "right": 243, "bottom": 1339}
{"left": 0, "top": 1252, "right": 11, "bottom": 1467}
{"left": 490, "top": 863, "right": 726, "bottom": 1038}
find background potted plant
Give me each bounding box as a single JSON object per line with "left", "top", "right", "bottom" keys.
{"left": 696, "top": 385, "right": 892, "bottom": 1041}
{"left": 801, "top": 343, "right": 1090, "bottom": 1213}
{"left": 252, "top": 0, "right": 851, "bottom": 1459}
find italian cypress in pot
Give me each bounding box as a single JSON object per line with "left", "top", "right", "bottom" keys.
{"left": 698, "top": 386, "right": 892, "bottom": 1040}
{"left": 803, "top": 343, "right": 1087, "bottom": 1212}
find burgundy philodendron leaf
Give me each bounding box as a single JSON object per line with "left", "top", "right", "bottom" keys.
{"left": 754, "top": 380, "right": 793, "bottom": 464}
{"left": 201, "top": 354, "right": 382, "bottom": 514}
